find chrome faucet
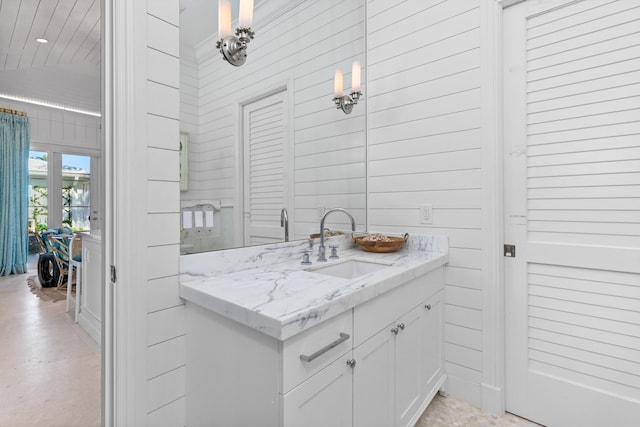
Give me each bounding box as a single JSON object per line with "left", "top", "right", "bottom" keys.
{"left": 317, "top": 208, "right": 356, "bottom": 262}
{"left": 280, "top": 208, "right": 289, "bottom": 242}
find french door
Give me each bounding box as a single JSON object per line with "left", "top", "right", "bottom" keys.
{"left": 503, "top": 1, "right": 640, "bottom": 426}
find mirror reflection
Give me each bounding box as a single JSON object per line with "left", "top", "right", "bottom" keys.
{"left": 179, "top": 0, "right": 366, "bottom": 254}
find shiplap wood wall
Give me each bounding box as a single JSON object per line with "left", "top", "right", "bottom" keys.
{"left": 143, "top": 2, "right": 185, "bottom": 425}
{"left": 181, "top": 0, "right": 487, "bottom": 408}
{"left": 189, "top": 0, "right": 366, "bottom": 242}
{"left": 0, "top": 98, "right": 100, "bottom": 153}
{"left": 366, "top": 0, "right": 484, "bottom": 406}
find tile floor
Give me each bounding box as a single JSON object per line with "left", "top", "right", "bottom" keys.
{"left": 0, "top": 259, "right": 101, "bottom": 427}
{"left": 417, "top": 393, "right": 543, "bottom": 426}
{"left": 1, "top": 259, "right": 541, "bottom": 427}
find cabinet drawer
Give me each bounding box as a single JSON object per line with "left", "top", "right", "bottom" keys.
{"left": 353, "top": 267, "right": 443, "bottom": 347}
{"left": 282, "top": 310, "right": 353, "bottom": 393}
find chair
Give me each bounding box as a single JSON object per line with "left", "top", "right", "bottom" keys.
{"left": 50, "top": 233, "right": 83, "bottom": 323}
{"left": 49, "top": 235, "right": 70, "bottom": 288}
{"left": 68, "top": 233, "right": 83, "bottom": 322}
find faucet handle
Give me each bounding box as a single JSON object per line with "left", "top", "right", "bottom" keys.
{"left": 329, "top": 244, "right": 339, "bottom": 259}
{"left": 307, "top": 238, "right": 314, "bottom": 250}
{"left": 301, "top": 250, "right": 312, "bottom": 265}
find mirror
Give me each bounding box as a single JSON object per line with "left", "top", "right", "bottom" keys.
{"left": 179, "top": 0, "right": 367, "bottom": 254}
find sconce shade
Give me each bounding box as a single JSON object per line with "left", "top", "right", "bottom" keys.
{"left": 239, "top": 0, "right": 254, "bottom": 28}
{"left": 334, "top": 69, "right": 344, "bottom": 97}
{"left": 218, "top": 0, "right": 232, "bottom": 39}
{"left": 352, "top": 61, "right": 361, "bottom": 93}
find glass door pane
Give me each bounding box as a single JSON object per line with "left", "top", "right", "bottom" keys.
{"left": 28, "top": 150, "right": 48, "bottom": 232}
{"left": 62, "top": 154, "right": 91, "bottom": 231}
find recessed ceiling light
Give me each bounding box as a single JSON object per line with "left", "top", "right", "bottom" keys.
{"left": 36, "top": 38, "right": 48, "bottom": 44}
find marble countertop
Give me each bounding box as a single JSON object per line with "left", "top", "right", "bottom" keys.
{"left": 179, "top": 234, "right": 448, "bottom": 341}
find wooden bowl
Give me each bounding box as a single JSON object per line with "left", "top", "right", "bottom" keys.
{"left": 353, "top": 233, "right": 409, "bottom": 253}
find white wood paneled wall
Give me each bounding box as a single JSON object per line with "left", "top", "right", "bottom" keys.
{"left": 0, "top": 99, "right": 100, "bottom": 153}
{"left": 366, "top": 0, "right": 484, "bottom": 406}
{"left": 190, "top": 0, "right": 366, "bottom": 240}
{"left": 144, "top": 2, "right": 185, "bottom": 425}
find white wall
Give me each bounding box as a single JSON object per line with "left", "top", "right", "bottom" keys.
{"left": 0, "top": 98, "right": 100, "bottom": 154}
{"left": 366, "top": 0, "right": 486, "bottom": 406}
{"left": 110, "top": 0, "right": 184, "bottom": 425}
{"left": 144, "top": 3, "right": 185, "bottom": 425}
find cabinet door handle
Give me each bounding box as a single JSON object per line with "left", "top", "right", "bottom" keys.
{"left": 397, "top": 323, "right": 405, "bottom": 330}
{"left": 425, "top": 304, "right": 431, "bottom": 310}
{"left": 391, "top": 327, "right": 399, "bottom": 335}
{"left": 299, "top": 332, "right": 350, "bottom": 363}
{"left": 346, "top": 359, "right": 356, "bottom": 368}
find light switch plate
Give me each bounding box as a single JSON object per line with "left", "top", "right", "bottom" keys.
{"left": 419, "top": 204, "right": 433, "bottom": 225}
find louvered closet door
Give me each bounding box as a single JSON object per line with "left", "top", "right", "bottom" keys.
{"left": 243, "top": 90, "right": 290, "bottom": 246}
{"left": 504, "top": 2, "right": 640, "bottom": 426}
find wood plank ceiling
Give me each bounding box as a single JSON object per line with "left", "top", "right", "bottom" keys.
{"left": 0, "top": 0, "right": 100, "bottom": 75}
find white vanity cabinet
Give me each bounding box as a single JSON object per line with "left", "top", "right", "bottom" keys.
{"left": 185, "top": 266, "right": 445, "bottom": 427}
{"left": 352, "top": 270, "right": 444, "bottom": 427}
{"left": 186, "top": 306, "right": 354, "bottom": 427}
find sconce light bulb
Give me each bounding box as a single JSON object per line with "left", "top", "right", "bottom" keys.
{"left": 218, "top": 0, "right": 232, "bottom": 39}
{"left": 334, "top": 69, "right": 344, "bottom": 97}
{"left": 352, "top": 61, "right": 361, "bottom": 93}
{"left": 239, "top": 0, "right": 254, "bottom": 28}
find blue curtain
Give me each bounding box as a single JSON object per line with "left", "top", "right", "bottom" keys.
{"left": 0, "top": 112, "right": 30, "bottom": 276}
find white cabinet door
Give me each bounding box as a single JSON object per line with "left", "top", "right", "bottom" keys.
{"left": 283, "top": 353, "right": 353, "bottom": 427}
{"left": 394, "top": 304, "right": 423, "bottom": 427}
{"left": 420, "top": 290, "right": 443, "bottom": 397}
{"left": 353, "top": 325, "right": 395, "bottom": 427}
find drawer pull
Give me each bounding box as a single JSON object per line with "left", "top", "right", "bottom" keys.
{"left": 300, "top": 333, "right": 350, "bottom": 363}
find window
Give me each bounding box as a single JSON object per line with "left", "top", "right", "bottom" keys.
{"left": 28, "top": 150, "right": 97, "bottom": 233}
{"left": 62, "top": 154, "right": 91, "bottom": 231}
{"left": 28, "top": 150, "right": 48, "bottom": 232}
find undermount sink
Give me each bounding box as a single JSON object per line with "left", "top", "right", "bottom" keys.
{"left": 306, "top": 258, "right": 392, "bottom": 280}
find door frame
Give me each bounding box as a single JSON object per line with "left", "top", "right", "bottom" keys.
{"left": 475, "top": 0, "right": 518, "bottom": 417}
{"left": 234, "top": 77, "right": 295, "bottom": 248}
{"left": 479, "top": 0, "right": 531, "bottom": 417}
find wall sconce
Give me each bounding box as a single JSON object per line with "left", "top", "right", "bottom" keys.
{"left": 216, "top": 0, "right": 254, "bottom": 67}
{"left": 333, "top": 61, "right": 362, "bottom": 114}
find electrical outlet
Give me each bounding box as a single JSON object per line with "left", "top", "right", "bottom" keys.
{"left": 419, "top": 204, "right": 433, "bottom": 225}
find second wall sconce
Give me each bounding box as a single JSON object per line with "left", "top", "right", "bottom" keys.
{"left": 216, "top": 0, "right": 255, "bottom": 67}
{"left": 333, "top": 61, "right": 362, "bottom": 114}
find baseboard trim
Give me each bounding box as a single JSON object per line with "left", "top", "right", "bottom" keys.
{"left": 482, "top": 382, "right": 504, "bottom": 417}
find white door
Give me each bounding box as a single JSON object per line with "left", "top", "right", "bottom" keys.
{"left": 242, "top": 90, "right": 291, "bottom": 246}
{"left": 504, "top": 2, "right": 640, "bottom": 426}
